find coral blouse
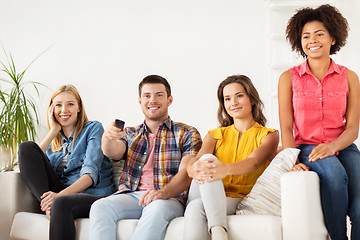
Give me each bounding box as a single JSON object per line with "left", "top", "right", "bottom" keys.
{"left": 290, "top": 59, "right": 348, "bottom": 145}
{"left": 209, "top": 123, "right": 277, "bottom": 198}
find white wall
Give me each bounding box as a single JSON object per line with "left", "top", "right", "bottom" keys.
{"left": 0, "top": 0, "right": 359, "bottom": 144}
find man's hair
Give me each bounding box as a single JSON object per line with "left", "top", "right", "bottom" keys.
{"left": 138, "top": 75, "right": 171, "bottom": 97}
{"left": 286, "top": 4, "right": 349, "bottom": 58}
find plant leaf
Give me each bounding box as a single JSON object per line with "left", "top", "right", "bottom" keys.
{"left": 0, "top": 45, "right": 49, "bottom": 172}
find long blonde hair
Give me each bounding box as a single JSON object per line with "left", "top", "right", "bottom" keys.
{"left": 48, "top": 85, "right": 88, "bottom": 152}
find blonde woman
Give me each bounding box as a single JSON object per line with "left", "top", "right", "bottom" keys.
{"left": 18, "top": 84, "right": 113, "bottom": 240}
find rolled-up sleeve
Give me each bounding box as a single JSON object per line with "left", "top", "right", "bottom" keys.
{"left": 182, "top": 127, "right": 202, "bottom": 157}
{"left": 80, "top": 122, "right": 105, "bottom": 185}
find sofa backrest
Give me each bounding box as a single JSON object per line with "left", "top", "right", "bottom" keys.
{"left": 111, "top": 160, "right": 125, "bottom": 189}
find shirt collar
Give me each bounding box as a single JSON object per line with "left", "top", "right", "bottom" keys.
{"left": 140, "top": 116, "right": 173, "bottom": 135}
{"left": 299, "top": 58, "right": 340, "bottom": 77}
{"left": 231, "top": 122, "right": 261, "bottom": 133}
{"left": 61, "top": 130, "right": 74, "bottom": 143}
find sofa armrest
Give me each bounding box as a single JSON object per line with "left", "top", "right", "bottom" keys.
{"left": 0, "top": 172, "right": 41, "bottom": 240}
{"left": 281, "top": 171, "right": 329, "bottom": 240}
{"left": 6, "top": 172, "right": 40, "bottom": 213}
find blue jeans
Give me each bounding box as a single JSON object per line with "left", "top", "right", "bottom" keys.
{"left": 298, "top": 143, "right": 360, "bottom": 240}
{"left": 89, "top": 191, "right": 184, "bottom": 240}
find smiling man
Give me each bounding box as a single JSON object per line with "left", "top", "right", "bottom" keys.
{"left": 89, "top": 75, "right": 202, "bottom": 240}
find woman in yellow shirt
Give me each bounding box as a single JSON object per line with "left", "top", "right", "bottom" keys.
{"left": 184, "top": 75, "right": 279, "bottom": 240}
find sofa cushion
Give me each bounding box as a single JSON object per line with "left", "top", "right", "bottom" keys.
{"left": 11, "top": 212, "right": 49, "bottom": 240}
{"left": 10, "top": 212, "right": 138, "bottom": 240}
{"left": 11, "top": 212, "right": 282, "bottom": 240}
{"left": 236, "top": 148, "right": 299, "bottom": 216}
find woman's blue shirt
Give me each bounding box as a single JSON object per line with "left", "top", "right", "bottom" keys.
{"left": 46, "top": 121, "right": 114, "bottom": 196}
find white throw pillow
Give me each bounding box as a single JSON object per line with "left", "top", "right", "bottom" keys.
{"left": 236, "top": 148, "right": 300, "bottom": 217}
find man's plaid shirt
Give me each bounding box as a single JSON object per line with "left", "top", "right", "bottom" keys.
{"left": 117, "top": 117, "right": 202, "bottom": 204}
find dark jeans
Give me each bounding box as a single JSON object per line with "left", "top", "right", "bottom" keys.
{"left": 18, "top": 141, "right": 64, "bottom": 200}
{"left": 18, "top": 141, "right": 102, "bottom": 240}
{"left": 50, "top": 193, "right": 101, "bottom": 240}
{"left": 298, "top": 143, "right": 360, "bottom": 240}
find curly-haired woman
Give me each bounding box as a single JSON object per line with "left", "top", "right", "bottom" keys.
{"left": 278, "top": 5, "right": 360, "bottom": 239}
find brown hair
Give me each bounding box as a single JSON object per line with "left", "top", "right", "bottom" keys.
{"left": 286, "top": 4, "right": 349, "bottom": 58}
{"left": 217, "top": 75, "right": 266, "bottom": 127}
{"left": 48, "top": 84, "right": 88, "bottom": 152}
{"left": 138, "top": 75, "right": 171, "bottom": 97}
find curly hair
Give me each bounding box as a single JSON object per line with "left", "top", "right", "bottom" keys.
{"left": 217, "top": 75, "right": 267, "bottom": 127}
{"left": 286, "top": 4, "right": 349, "bottom": 58}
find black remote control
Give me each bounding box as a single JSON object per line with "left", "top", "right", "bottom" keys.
{"left": 115, "top": 119, "right": 125, "bottom": 130}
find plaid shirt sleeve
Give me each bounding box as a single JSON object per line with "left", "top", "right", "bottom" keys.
{"left": 180, "top": 124, "right": 202, "bottom": 157}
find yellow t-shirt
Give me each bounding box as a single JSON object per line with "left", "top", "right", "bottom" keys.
{"left": 209, "top": 122, "right": 277, "bottom": 198}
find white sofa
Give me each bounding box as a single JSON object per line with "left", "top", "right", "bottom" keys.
{"left": 5, "top": 171, "right": 336, "bottom": 240}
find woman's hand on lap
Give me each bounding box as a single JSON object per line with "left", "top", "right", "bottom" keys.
{"left": 309, "top": 143, "right": 336, "bottom": 162}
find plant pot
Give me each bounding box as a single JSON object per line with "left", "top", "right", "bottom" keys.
{"left": 0, "top": 147, "right": 11, "bottom": 171}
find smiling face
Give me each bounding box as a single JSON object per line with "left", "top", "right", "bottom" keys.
{"left": 139, "top": 83, "right": 173, "bottom": 123}
{"left": 52, "top": 92, "right": 80, "bottom": 132}
{"left": 223, "top": 82, "right": 253, "bottom": 121}
{"left": 301, "top": 20, "right": 335, "bottom": 59}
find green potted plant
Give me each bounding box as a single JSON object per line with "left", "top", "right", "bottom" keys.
{"left": 0, "top": 48, "right": 47, "bottom": 171}
{"left": 0, "top": 47, "right": 49, "bottom": 240}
